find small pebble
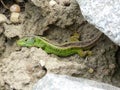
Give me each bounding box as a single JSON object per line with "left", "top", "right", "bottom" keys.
{"left": 10, "top": 12, "right": 20, "bottom": 23}
{"left": 88, "top": 68, "right": 94, "bottom": 73}
{"left": 109, "top": 64, "right": 115, "bottom": 69}
{"left": 10, "top": 4, "right": 21, "bottom": 13}
{"left": 39, "top": 60, "right": 45, "bottom": 67}
{"left": 49, "top": 0, "right": 57, "bottom": 7}
{"left": 0, "top": 14, "right": 7, "bottom": 23}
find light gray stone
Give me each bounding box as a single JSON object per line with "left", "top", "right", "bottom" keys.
{"left": 3, "top": 23, "right": 23, "bottom": 38}
{"left": 0, "top": 14, "right": 7, "bottom": 23}
{"left": 33, "top": 73, "right": 120, "bottom": 90}
{"left": 0, "top": 47, "right": 46, "bottom": 90}
{"left": 76, "top": 0, "right": 120, "bottom": 46}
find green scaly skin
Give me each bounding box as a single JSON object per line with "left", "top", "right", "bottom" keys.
{"left": 17, "top": 32, "right": 102, "bottom": 57}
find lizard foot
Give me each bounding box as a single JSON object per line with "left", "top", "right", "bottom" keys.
{"left": 85, "top": 50, "right": 92, "bottom": 56}
{"left": 77, "top": 50, "right": 92, "bottom": 57}
{"left": 69, "top": 32, "right": 80, "bottom": 42}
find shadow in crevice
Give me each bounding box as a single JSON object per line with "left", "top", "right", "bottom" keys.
{"left": 111, "top": 47, "right": 120, "bottom": 87}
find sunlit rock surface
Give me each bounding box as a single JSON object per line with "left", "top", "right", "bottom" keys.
{"left": 33, "top": 73, "right": 120, "bottom": 90}
{"left": 76, "top": 0, "right": 120, "bottom": 46}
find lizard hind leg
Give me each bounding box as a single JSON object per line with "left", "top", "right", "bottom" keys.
{"left": 77, "top": 49, "right": 92, "bottom": 57}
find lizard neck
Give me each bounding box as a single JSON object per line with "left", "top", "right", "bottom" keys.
{"left": 34, "top": 37, "right": 46, "bottom": 48}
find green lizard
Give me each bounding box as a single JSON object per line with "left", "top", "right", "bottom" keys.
{"left": 17, "top": 32, "right": 102, "bottom": 57}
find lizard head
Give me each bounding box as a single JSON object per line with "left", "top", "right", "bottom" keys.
{"left": 17, "top": 37, "right": 36, "bottom": 47}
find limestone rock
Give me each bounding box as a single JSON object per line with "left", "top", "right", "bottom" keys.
{"left": 33, "top": 73, "right": 120, "bottom": 90}
{"left": 76, "top": 0, "right": 120, "bottom": 46}
{"left": 0, "top": 14, "right": 7, "bottom": 23}
{"left": 0, "top": 47, "right": 46, "bottom": 90}
{"left": 4, "top": 24, "right": 23, "bottom": 38}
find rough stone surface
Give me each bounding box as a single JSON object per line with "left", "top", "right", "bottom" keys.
{"left": 0, "top": 14, "right": 7, "bottom": 23}
{"left": 76, "top": 0, "right": 120, "bottom": 46}
{"left": 0, "top": 47, "right": 46, "bottom": 90}
{"left": 33, "top": 73, "right": 120, "bottom": 90}
{"left": 4, "top": 23, "right": 23, "bottom": 38}
{"left": 24, "top": 1, "right": 84, "bottom": 35}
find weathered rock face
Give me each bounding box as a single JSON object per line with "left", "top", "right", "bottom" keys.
{"left": 76, "top": 0, "right": 120, "bottom": 46}
{"left": 25, "top": 0, "right": 84, "bottom": 35}
{"left": 33, "top": 73, "right": 120, "bottom": 90}
{"left": 0, "top": 48, "right": 46, "bottom": 90}
{"left": 4, "top": 24, "right": 23, "bottom": 38}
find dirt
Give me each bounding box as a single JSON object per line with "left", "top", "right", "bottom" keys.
{"left": 0, "top": 0, "right": 120, "bottom": 90}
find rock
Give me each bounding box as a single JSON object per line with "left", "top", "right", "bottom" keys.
{"left": 31, "top": 0, "right": 49, "bottom": 7}
{"left": 0, "top": 47, "right": 46, "bottom": 90}
{"left": 44, "top": 57, "right": 87, "bottom": 75}
{"left": 76, "top": 0, "right": 120, "bottom": 46}
{"left": 24, "top": 1, "right": 83, "bottom": 35}
{"left": 10, "top": 12, "right": 20, "bottom": 23}
{"left": 3, "top": 23, "right": 23, "bottom": 38}
{"left": 49, "top": 0, "right": 57, "bottom": 7}
{"left": 0, "top": 14, "right": 7, "bottom": 23}
{"left": 33, "top": 73, "right": 120, "bottom": 90}
{"left": 10, "top": 4, "right": 21, "bottom": 13}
